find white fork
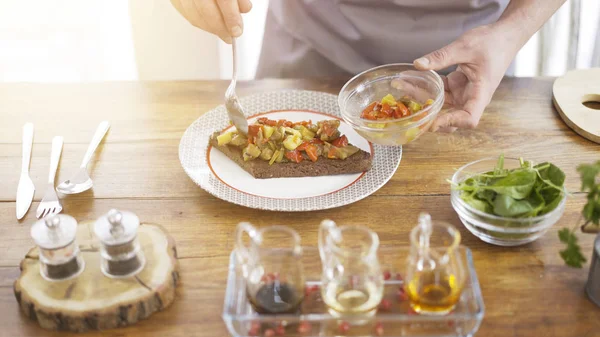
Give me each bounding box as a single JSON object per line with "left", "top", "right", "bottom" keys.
{"left": 36, "top": 136, "right": 64, "bottom": 218}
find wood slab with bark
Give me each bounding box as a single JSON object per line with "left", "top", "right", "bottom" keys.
{"left": 13, "top": 222, "right": 179, "bottom": 332}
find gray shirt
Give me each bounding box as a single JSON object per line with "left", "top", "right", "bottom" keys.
{"left": 256, "top": 0, "right": 511, "bottom": 78}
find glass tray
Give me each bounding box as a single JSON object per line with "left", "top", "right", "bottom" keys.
{"left": 222, "top": 246, "right": 484, "bottom": 337}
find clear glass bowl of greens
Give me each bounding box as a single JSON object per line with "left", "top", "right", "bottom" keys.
{"left": 450, "top": 156, "right": 567, "bottom": 246}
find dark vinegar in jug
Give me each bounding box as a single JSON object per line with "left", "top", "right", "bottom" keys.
{"left": 248, "top": 282, "right": 303, "bottom": 314}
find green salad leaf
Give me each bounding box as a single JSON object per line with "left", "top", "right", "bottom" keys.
{"left": 453, "top": 155, "right": 566, "bottom": 218}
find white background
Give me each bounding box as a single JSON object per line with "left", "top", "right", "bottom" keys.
{"left": 0, "top": 0, "right": 598, "bottom": 82}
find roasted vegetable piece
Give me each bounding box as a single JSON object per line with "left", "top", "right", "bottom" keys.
{"left": 304, "top": 144, "right": 319, "bottom": 162}
{"left": 381, "top": 94, "right": 397, "bottom": 107}
{"left": 331, "top": 135, "right": 348, "bottom": 147}
{"left": 262, "top": 125, "right": 275, "bottom": 139}
{"left": 285, "top": 150, "right": 303, "bottom": 163}
{"left": 243, "top": 144, "right": 261, "bottom": 161}
{"left": 317, "top": 120, "right": 341, "bottom": 141}
{"left": 230, "top": 133, "right": 248, "bottom": 146}
{"left": 394, "top": 101, "right": 410, "bottom": 118}
{"left": 283, "top": 134, "right": 303, "bottom": 150}
{"left": 408, "top": 101, "right": 422, "bottom": 113}
{"left": 247, "top": 125, "right": 262, "bottom": 144}
{"left": 217, "top": 132, "right": 233, "bottom": 146}
{"left": 381, "top": 103, "right": 393, "bottom": 117}
{"left": 259, "top": 148, "right": 274, "bottom": 161}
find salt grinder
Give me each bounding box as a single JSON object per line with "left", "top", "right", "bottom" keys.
{"left": 94, "top": 209, "right": 145, "bottom": 278}
{"left": 31, "top": 214, "right": 85, "bottom": 281}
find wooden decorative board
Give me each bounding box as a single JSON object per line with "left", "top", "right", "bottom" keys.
{"left": 14, "top": 222, "right": 179, "bottom": 332}
{"left": 552, "top": 68, "right": 600, "bottom": 144}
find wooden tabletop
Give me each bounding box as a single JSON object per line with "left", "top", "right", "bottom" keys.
{"left": 1, "top": 78, "right": 599, "bottom": 337}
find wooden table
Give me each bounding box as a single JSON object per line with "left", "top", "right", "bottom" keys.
{"left": 0, "top": 78, "right": 599, "bottom": 337}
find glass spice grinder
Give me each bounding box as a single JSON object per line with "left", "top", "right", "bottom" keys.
{"left": 94, "top": 209, "right": 146, "bottom": 278}
{"left": 31, "top": 214, "right": 85, "bottom": 281}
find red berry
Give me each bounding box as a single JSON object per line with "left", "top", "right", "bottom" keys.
{"left": 339, "top": 321, "right": 351, "bottom": 333}
{"left": 383, "top": 270, "right": 391, "bottom": 280}
{"left": 397, "top": 287, "right": 408, "bottom": 301}
{"left": 275, "top": 324, "right": 285, "bottom": 336}
{"left": 374, "top": 322, "right": 384, "bottom": 336}
{"left": 395, "top": 273, "right": 403, "bottom": 281}
{"left": 297, "top": 321, "right": 311, "bottom": 335}
{"left": 249, "top": 321, "right": 261, "bottom": 336}
{"left": 304, "top": 284, "right": 319, "bottom": 296}
{"left": 264, "top": 328, "right": 275, "bottom": 337}
{"left": 378, "top": 299, "right": 392, "bottom": 311}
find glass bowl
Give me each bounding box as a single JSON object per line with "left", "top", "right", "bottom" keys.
{"left": 450, "top": 158, "right": 567, "bottom": 247}
{"left": 338, "top": 63, "right": 444, "bottom": 146}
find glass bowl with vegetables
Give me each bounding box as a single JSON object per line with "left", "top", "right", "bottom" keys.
{"left": 338, "top": 63, "right": 444, "bottom": 146}
{"left": 450, "top": 156, "right": 567, "bottom": 246}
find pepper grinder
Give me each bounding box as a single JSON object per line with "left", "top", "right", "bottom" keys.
{"left": 94, "top": 209, "right": 145, "bottom": 278}
{"left": 31, "top": 214, "right": 85, "bottom": 281}
{"left": 586, "top": 234, "right": 600, "bottom": 307}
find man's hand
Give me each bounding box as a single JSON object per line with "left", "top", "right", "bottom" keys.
{"left": 414, "top": 0, "right": 567, "bottom": 132}
{"left": 170, "top": 0, "right": 252, "bottom": 43}
{"left": 413, "top": 25, "right": 514, "bottom": 132}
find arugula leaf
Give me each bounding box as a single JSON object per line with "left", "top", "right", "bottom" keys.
{"left": 483, "top": 169, "right": 537, "bottom": 200}
{"left": 462, "top": 196, "right": 494, "bottom": 214}
{"left": 493, "top": 194, "right": 534, "bottom": 217}
{"left": 558, "top": 228, "right": 587, "bottom": 268}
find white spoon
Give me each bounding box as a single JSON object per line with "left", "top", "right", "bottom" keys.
{"left": 57, "top": 121, "right": 110, "bottom": 194}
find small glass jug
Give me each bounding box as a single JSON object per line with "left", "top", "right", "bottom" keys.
{"left": 235, "top": 222, "right": 305, "bottom": 314}
{"left": 318, "top": 220, "right": 384, "bottom": 315}
{"left": 405, "top": 213, "right": 466, "bottom": 315}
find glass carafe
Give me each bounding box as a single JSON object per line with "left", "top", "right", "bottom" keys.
{"left": 405, "top": 213, "right": 466, "bottom": 315}
{"left": 235, "top": 222, "right": 305, "bottom": 314}
{"left": 318, "top": 220, "right": 384, "bottom": 316}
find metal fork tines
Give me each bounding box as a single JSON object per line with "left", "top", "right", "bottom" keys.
{"left": 225, "top": 38, "right": 249, "bottom": 136}
{"left": 36, "top": 136, "right": 64, "bottom": 218}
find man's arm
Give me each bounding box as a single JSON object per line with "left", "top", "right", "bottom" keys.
{"left": 492, "top": 0, "right": 568, "bottom": 56}
{"left": 414, "top": 0, "right": 567, "bottom": 131}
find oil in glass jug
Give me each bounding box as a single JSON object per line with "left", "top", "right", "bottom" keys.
{"left": 405, "top": 213, "right": 466, "bottom": 315}
{"left": 318, "top": 219, "right": 384, "bottom": 316}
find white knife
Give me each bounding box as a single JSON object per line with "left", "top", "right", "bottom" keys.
{"left": 16, "top": 123, "right": 35, "bottom": 220}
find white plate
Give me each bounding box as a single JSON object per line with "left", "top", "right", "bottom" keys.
{"left": 179, "top": 90, "right": 402, "bottom": 211}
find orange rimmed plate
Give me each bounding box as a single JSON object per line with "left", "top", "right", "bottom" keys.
{"left": 179, "top": 90, "right": 401, "bottom": 211}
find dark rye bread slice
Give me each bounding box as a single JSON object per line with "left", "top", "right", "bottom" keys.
{"left": 209, "top": 132, "right": 372, "bottom": 179}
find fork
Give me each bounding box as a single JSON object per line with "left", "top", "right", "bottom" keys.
{"left": 225, "top": 38, "right": 249, "bottom": 136}
{"left": 36, "top": 136, "right": 64, "bottom": 218}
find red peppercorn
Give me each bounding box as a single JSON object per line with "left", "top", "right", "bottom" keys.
{"left": 339, "top": 321, "right": 351, "bottom": 334}
{"left": 378, "top": 299, "right": 392, "bottom": 311}
{"left": 248, "top": 322, "right": 261, "bottom": 336}
{"left": 304, "top": 284, "right": 319, "bottom": 296}
{"left": 264, "top": 328, "right": 275, "bottom": 337}
{"left": 374, "top": 322, "right": 384, "bottom": 336}
{"left": 383, "top": 270, "right": 391, "bottom": 280}
{"left": 397, "top": 287, "right": 408, "bottom": 301}
{"left": 297, "top": 321, "right": 311, "bottom": 335}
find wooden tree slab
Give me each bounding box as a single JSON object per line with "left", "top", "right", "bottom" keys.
{"left": 14, "top": 222, "right": 179, "bottom": 332}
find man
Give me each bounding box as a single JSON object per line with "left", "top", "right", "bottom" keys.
{"left": 170, "top": 0, "right": 566, "bottom": 131}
